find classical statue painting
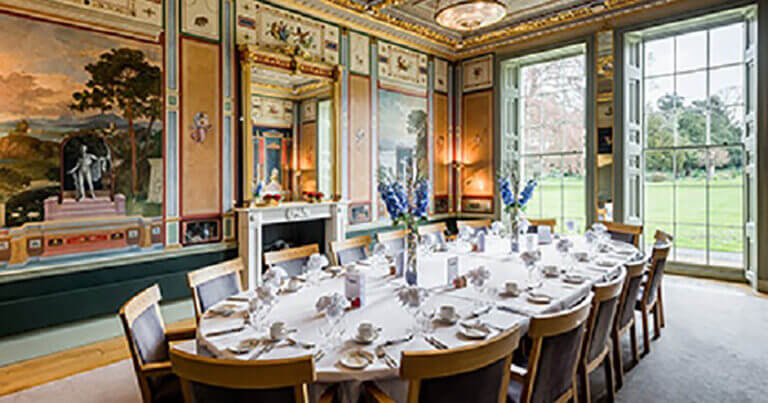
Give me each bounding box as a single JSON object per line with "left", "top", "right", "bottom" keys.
{"left": 0, "top": 12, "right": 163, "bottom": 228}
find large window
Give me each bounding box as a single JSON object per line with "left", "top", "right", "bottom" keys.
{"left": 502, "top": 46, "right": 587, "bottom": 232}
{"left": 641, "top": 21, "right": 747, "bottom": 267}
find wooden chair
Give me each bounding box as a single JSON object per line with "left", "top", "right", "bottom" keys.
{"left": 417, "top": 222, "right": 449, "bottom": 247}
{"left": 119, "top": 284, "right": 196, "bottom": 403}
{"left": 329, "top": 235, "right": 372, "bottom": 266}
{"left": 170, "top": 348, "right": 336, "bottom": 403}
{"left": 508, "top": 293, "right": 593, "bottom": 403}
{"left": 187, "top": 259, "right": 244, "bottom": 324}
{"left": 526, "top": 218, "right": 557, "bottom": 234}
{"left": 599, "top": 221, "right": 643, "bottom": 248}
{"left": 636, "top": 241, "right": 670, "bottom": 356}
{"left": 263, "top": 244, "right": 320, "bottom": 277}
{"left": 363, "top": 325, "right": 523, "bottom": 403}
{"left": 578, "top": 268, "right": 626, "bottom": 403}
{"left": 652, "top": 230, "right": 673, "bottom": 328}
{"left": 611, "top": 259, "right": 647, "bottom": 389}
{"left": 456, "top": 219, "right": 492, "bottom": 234}
{"left": 376, "top": 229, "right": 408, "bottom": 252}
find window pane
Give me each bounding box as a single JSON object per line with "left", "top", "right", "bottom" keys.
{"left": 522, "top": 157, "right": 542, "bottom": 217}
{"left": 710, "top": 65, "right": 744, "bottom": 106}
{"left": 522, "top": 124, "right": 542, "bottom": 155}
{"left": 675, "top": 224, "right": 708, "bottom": 265}
{"left": 709, "top": 23, "right": 744, "bottom": 67}
{"left": 645, "top": 76, "right": 674, "bottom": 113}
{"left": 562, "top": 154, "right": 584, "bottom": 220}
{"left": 645, "top": 150, "right": 674, "bottom": 223}
{"left": 676, "top": 72, "right": 707, "bottom": 146}
{"left": 540, "top": 156, "right": 562, "bottom": 219}
{"left": 708, "top": 145, "right": 743, "bottom": 265}
{"left": 711, "top": 105, "right": 743, "bottom": 145}
{"left": 674, "top": 149, "right": 707, "bottom": 224}
{"left": 676, "top": 31, "right": 707, "bottom": 72}
{"left": 645, "top": 37, "right": 674, "bottom": 76}
{"left": 676, "top": 71, "right": 707, "bottom": 108}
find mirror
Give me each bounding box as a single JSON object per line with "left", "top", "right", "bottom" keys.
{"left": 240, "top": 45, "right": 340, "bottom": 203}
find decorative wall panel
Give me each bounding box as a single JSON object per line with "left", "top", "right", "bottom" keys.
{"left": 301, "top": 99, "right": 316, "bottom": 123}
{"left": 251, "top": 95, "right": 293, "bottom": 128}
{"left": 299, "top": 121, "right": 316, "bottom": 192}
{"left": 349, "top": 31, "right": 370, "bottom": 75}
{"left": 434, "top": 93, "right": 450, "bottom": 213}
{"left": 0, "top": 0, "right": 163, "bottom": 39}
{"left": 462, "top": 54, "right": 493, "bottom": 93}
{"left": 182, "top": 0, "right": 220, "bottom": 41}
{"left": 348, "top": 74, "right": 372, "bottom": 219}
{"left": 235, "top": 0, "right": 339, "bottom": 64}
{"left": 461, "top": 90, "right": 493, "bottom": 214}
{"left": 181, "top": 38, "right": 221, "bottom": 217}
{"left": 378, "top": 42, "right": 427, "bottom": 93}
{"left": 434, "top": 58, "right": 448, "bottom": 93}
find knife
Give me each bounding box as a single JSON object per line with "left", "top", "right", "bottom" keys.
{"left": 204, "top": 326, "right": 245, "bottom": 338}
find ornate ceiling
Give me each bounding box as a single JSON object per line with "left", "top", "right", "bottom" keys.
{"left": 271, "top": 0, "right": 679, "bottom": 57}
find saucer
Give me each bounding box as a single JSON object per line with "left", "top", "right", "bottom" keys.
{"left": 542, "top": 266, "right": 560, "bottom": 278}
{"left": 353, "top": 331, "right": 380, "bottom": 345}
{"left": 458, "top": 325, "right": 490, "bottom": 340}
{"left": 499, "top": 289, "right": 521, "bottom": 298}
{"left": 227, "top": 338, "right": 261, "bottom": 355}
{"left": 527, "top": 292, "right": 553, "bottom": 304}
{"left": 433, "top": 312, "right": 460, "bottom": 325}
{"left": 595, "top": 259, "right": 618, "bottom": 268}
{"left": 339, "top": 349, "right": 375, "bottom": 369}
{"left": 563, "top": 274, "right": 587, "bottom": 284}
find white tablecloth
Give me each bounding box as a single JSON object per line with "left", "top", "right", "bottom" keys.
{"left": 173, "top": 236, "right": 636, "bottom": 403}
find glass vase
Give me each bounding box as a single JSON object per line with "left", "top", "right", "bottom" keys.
{"left": 405, "top": 224, "right": 419, "bottom": 286}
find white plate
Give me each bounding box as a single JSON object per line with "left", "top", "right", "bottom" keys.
{"left": 339, "top": 349, "right": 375, "bottom": 369}
{"left": 498, "top": 290, "right": 521, "bottom": 298}
{"left": 527, "top": 293, "right": 553, "bottom": 304}
{"left": 595, "top": 259, "right": 618, "bottom": 268}
{"left": 459, "top": 325, "right": 490, "bottom": 339}
{"left": 227, "top": 338, "right": 260, "bottom": 355}
{"left": 433, "top": 313, "right": 460, "bottom": 325}
{"left": 563, "top": 274, "right": 587, "bottom": 284}
{"left": 353, "top": 331, "right": 380, "bottom": 345}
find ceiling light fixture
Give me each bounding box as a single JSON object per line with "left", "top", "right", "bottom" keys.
{"left": 434, "top": 0, "right": 507, "bottom": 31}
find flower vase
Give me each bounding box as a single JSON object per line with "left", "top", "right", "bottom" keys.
{"left": 405, "top": 226, "right": 419, "bottom": 286}
{"left": 509, "top": 212, "right": 522, "bottom": 253}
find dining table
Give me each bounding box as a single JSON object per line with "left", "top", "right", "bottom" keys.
{"left": 172, "top": 235, "right": 642, "bottom": 403}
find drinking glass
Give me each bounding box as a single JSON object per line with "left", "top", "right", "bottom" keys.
{"left": 527, "top": 263, "right": 543, "bottom": 290}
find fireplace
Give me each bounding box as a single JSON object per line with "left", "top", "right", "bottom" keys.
{"left": 236, "top": 201, "right": 347, "bottom": 289}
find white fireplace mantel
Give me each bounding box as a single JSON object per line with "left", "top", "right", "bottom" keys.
{"left": 235, "top": 201, "right": 347, "bottom": 289}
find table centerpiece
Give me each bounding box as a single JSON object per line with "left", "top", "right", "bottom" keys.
{"left": 498, "top": 161, "right": 537, "bottom": 253}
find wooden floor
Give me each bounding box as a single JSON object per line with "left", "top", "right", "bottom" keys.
{"left": 0, "top": 319, "right": 194, "bottom": 397}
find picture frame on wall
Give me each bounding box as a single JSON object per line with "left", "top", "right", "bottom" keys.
{"left": 462, "top": 54, "right": 493, "bottom": 92}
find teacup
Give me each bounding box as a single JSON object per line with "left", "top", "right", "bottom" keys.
{"left": 438, "top": 305, "right": 456, "bottom": 321}
{"left": 504, "top": 281, "right": 520, "bottom": 295}
{"left": 357, "top": 321, "right": 377, "bottom": 341}
{"left": 572, "top": 252, "right": 589, "bottom": 262}
{"left": 542, "top": 265, "right": 559, "bottom": 277}
{"left": 269, "top": 321, "right": 288, "bottom": 340}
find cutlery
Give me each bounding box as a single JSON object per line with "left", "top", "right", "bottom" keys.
{"left": 464, "top": 305, "right": 492, "bottom": 319}
{"left": 204, "top": 326, "right": 245, "bottom": 338}
{"left": 226, "top": 296, "right": 250, "bottom": 302}
{"left": 313, "top": 349, "right": 325, "bottom": 362}
{"left": 250, "top": 340, "right": 280, "bottom": 359}
{"left": 497, "top": 305, "right": 529, "bottom": 316}
{"left": 382, "top": 333, "right": 414, "bottom": 346}
{"left": 375, "top": 345, "right": 398, "bottom": 368}
{"left": 424, "top": 335, "right": 448, "bottom": 350}
{"left": 287, "top": 337, "right": 316, "bottom": 349}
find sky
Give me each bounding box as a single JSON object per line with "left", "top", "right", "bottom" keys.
{"left": 0, "top": 12, "right": 162, "bottom": 122}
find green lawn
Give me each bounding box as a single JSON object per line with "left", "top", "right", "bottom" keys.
{"left": 523, "top": 176, "right": 744, "bottom": 254}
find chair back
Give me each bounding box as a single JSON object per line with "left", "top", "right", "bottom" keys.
{"left": 599, "top": 221, "right": 643, "bottom": 247}
{"left": 187, "top": 259, "right": 243, "bottom": 322}
{"left": 525, "top": 294, "right": 592, "bottom": 403}
{"left": 376, "top": 229, "right": 408, "bottom": 252}
{"left": 170, "top": 348, "right": 315, "bottom": 403}
{"left": 616, "top": 260, "right": 647, "bottom": 330}
{"left": 400, "top": 325, "right": 523, "bottom": 403}
{"left": 418, "top": 222, "right": 448, "bottom": 248}
{"left": 119, "top": 285, "right": 169, "bottom": 402}
{"left": 456, "top": 219, "right": 492, "bottom": 235}
{"left": 263, "top": 244, "right": 320, "bottom": 277}
{"left": 329, "top": 235, "right": 372, "bottom": 266}
{"left": 642, "top": 242, "right": 671, "bottom": 308}
{"left": 526, "top": 218, "right": 557, "bottom": 234}
{"left": 583, "top": 268, "right": 625, "bottom": 364}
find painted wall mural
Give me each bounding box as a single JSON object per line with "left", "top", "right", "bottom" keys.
{"left": 462, "top": 54, "right": 493, "bottom": 93}
{"left": 251, "top": 95, "right": 293, "bottom": 128}
{"left": 377, "top": 89, "right": 428, "bottom": 220}
{"left": 378, "top": 42, "right": 428, "bottom": 93}
{"left": 349, "top": 31, "right": 370, "bottom": 76}
{"left": 461, "top": 90, "right": 494, "bottom": 214}
{"left": 182, "top": 0, "right": 221, "bottom": 41}
{"left": 434, "top": 58, "right": 448, "bottom": 93}
{"left": 235, "top": 0, "right": 339, "bottom": 64}
{"left": 0, "top": 11, "right": 164, "bottom": 267}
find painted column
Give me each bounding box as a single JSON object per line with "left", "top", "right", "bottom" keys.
{"left": 165, "top": 0, "right": 181, "bottom": 248}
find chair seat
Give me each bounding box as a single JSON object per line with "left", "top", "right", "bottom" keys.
{"left": 507, "top": 378, "right": 523, "bottom": 403}
{"left": 149, "top": 373, "right": 183, "bottom": 403}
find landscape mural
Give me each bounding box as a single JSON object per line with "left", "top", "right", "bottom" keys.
{"left": 0, "top": 13, "right": 164, "bottom": 229}
{"left": 377, "top": 89, "right": 427, "bottom": 221}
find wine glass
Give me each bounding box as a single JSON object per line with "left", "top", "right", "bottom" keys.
{"left": 527, "top": 263, "right": 543, "bottom": 290}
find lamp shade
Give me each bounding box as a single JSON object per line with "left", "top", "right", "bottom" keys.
{"left": 435, "top": 0, "right": 507, "bottom": 31}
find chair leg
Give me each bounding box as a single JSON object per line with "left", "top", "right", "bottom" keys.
{"left": 604, "top": 346, "right": 616, "bottom": 402}
{"left": 612, "top": 330, "right": 624, "bottom": 390}
{"left": 653, "top": 303, "right": 662, "bottom": 340}
{"left": 640, "top": 308, "right": 651, "bottom": 356}
{"left": 578, "top": 364, "right": 590, "bottom": 403}
{"left": 658, "top": 285, "right": 666, "bottom": 328}
{"left": 630, "top": 322, "right": 639, "bottom": 363}
{"left": 572, "top": 375, "right": 580, "bottom": 403}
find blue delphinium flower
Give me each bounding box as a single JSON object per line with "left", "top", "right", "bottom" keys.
{"left": 413, "top": 179, "right": 430, "bottom": 219}
{"left": 519, "top": 180, "right": 537, "bottom": 206}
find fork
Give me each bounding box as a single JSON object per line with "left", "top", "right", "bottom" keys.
{"left": 286, "top": 337, "right": 315, "bottom": 349}
{"left": 375, "top": 345, "right": 398, "bottom": 368}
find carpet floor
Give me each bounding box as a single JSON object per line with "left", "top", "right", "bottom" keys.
{"left": 1, "top": 275, "right": 766, "bottom": 403}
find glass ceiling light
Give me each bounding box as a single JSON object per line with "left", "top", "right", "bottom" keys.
{"left": 435, "top": 0, "right": 507, "bottom": 31}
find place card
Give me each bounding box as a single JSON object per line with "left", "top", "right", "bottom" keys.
{"left": 345, "top": 269, "right": 367, "bottom": 308}
{"left": 446, "top": 255, "right": 459, "bottom": 285}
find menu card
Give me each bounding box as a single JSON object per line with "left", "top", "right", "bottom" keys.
{"left": 345, "top": 268, "right": 366, "bottom": 307}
